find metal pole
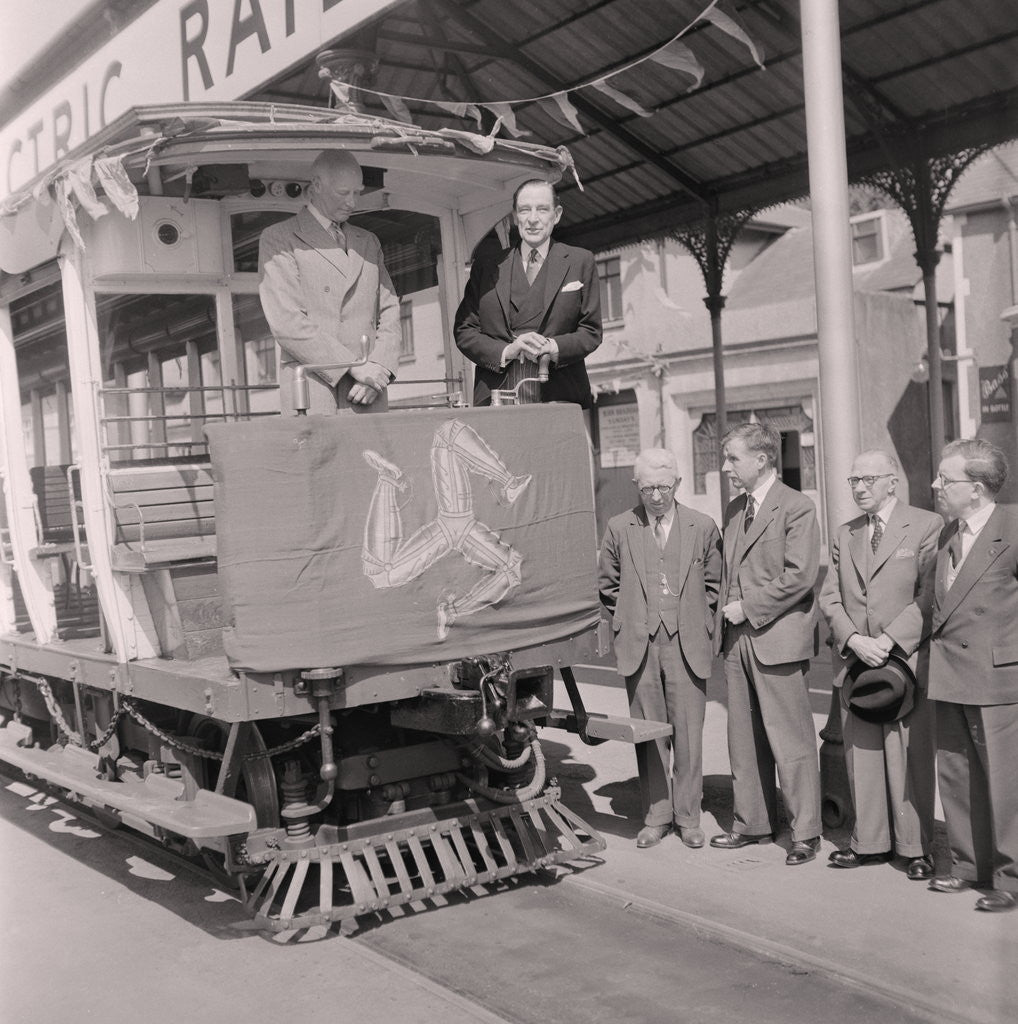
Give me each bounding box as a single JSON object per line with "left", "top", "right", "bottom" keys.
{"left": 800, "top": 0, "right": 860, "bottom": 831}
{"left": 705, "top": 295, "right": 730, "bottom": 511}
{"left": 801, "top": 0, "right": 861, "bottom": 534}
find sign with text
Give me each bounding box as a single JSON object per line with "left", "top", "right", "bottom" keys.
{"left": 1, "top": 0, "right": 402, "bottom": 198}
{"left": 979, "top": 363, "right": 1012, "bottom": 423}
{"left": 598, "top": 402, "right": 641, "bottom": 469}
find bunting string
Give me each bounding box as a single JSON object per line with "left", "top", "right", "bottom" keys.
{"left": 321, "top": 0, "right": 765, "bottom": 135}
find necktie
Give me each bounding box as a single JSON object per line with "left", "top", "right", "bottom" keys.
{"left": 870, "top": 514, "right": 884, "bottom": 555}
{"left": 525, "top": 247, "right": 541, "bottom": 284}
{"left": 653, "top": 515, "right": 666, "bottom": 550}
{"left": 948, "top": 524, "right": 964, "bottom": 569}
{"left": 330, "top": 222, "right": 347, "bottom": 251}
{"left": 743, "top": 494, "right": 755, "bottom": 533}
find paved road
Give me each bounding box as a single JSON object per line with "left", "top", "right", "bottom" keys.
{"left": 2, "top": 768, "right": 939, "bottom": 1024}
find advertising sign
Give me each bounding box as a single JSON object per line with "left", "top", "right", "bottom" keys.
{"left": 979, "top": 364, "right": 1012, "bottom": 424}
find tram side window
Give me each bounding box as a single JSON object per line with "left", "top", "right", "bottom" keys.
{"left": 11, "top": 280, "right": 75, "bottom": 468}
{"left": 232, "top": 293, "right": 279, "bottom": 417}
{"left": 95, "top": 292, "right": 221, "bottom": 462}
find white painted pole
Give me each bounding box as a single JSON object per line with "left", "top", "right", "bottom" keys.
{"left": 801, "top": 0, "right": 862, "bottom": 537}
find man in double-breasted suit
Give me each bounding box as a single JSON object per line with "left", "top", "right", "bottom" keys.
{"left": 924, "top": 439, "right": 1018, "bottom": 913}
{"left": 711, "top": 423, "right": 823, "bottom": 866}
{"left": 259, "top": 150, "right": 401, "bottom": 415}
{"left": 454, "top": 180, "right": 601, "bottom": 407}
{"left": 598, "top": 448, "right": 723, "bottom": 849}
{"left": 819, "top": 449, "right": 942, "bottom": 880}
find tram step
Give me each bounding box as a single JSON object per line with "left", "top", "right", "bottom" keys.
{"left": 0, "top": 721, "right": 255, "bottom": 838}
{"left": 543, "top": 709, "right": 672, "bottom": 743}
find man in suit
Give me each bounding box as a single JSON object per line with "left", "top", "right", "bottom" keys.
{"left": 598, "top": 448, "right": 723, "bottom": 848}
{"left": 710, "top": 423, "right": 823, "bottom": 865}
{"left": 259, "top": 150, "right": 401, "bottom": 415}
{"left": 924, "top": 439, "right": 1018, "bottom": 912}
{"left": 453, "top": 179, "right": 601, "bottom": 407}
{"left": 819, "top": 449, "right": 941, "bottom": 880}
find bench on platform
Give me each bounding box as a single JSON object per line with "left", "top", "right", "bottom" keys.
{"left": 107, "top": 459, "right": 217, "bottom": 573}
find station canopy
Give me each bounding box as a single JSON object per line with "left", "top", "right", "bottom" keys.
{"left": 244, "top": 0, "right": 1018, "bottom": 251}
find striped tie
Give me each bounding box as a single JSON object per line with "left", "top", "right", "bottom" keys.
{"left": 870, "top": 514, "right": 883, "bottom": 555}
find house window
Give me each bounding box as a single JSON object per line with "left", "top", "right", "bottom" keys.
{"left": 692, "top": 406, "right": 816, "bottom": 494}
{"left": 598, "top": 256, "right": 622, "bottom": 322}
{"left": 851, "top": 214, "right": 883, "bottom": 266}
{"left": 399, "top": 298, "right": 415, "bottom": 361}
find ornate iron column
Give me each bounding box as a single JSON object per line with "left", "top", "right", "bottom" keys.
{"left": 861, "top": 146, "right": 988, "bottom": 473}
{"left": 674, "top": 206, "right": 757, "bottom": 513}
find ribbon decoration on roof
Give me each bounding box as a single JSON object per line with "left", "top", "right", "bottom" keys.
{"left": 322, "top": 0, "right": 765, "bottom": 136}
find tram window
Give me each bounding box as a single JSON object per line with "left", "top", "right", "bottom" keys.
{"left": 11, "top": 280, "right": 74, "bottom": 466}
{"left": 230, "top": 210, "right": 294, "bottom": 273}
{"left": 347, "top": 210, "right": 441, "bottom": 296}
{"left": 232, "top": 293, "right": 279, "bottom": 416}
{"left": 95, "top": 292, "right": 221, "bottom": 461}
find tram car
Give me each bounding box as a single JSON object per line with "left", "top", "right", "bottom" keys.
{"left": 0, "top": 102, "right": 668, "bottom": 930}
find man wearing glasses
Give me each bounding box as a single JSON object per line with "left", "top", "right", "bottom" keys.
{"left": 819, "top": 450, "right": 942, "bottom": 880}
{"left": 598, "top": 449, "right": 722, "bottom": 849}
{"left": 925, "top": 439, "right": 1018, "bottom": 912}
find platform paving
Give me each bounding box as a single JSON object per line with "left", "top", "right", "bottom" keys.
{"left": 551, "top": 659, "right": 1017, "bottom": 1024}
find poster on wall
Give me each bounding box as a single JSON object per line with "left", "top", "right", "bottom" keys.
{"left": 599, "top": 403, "right": 641, "bottom": 468}
{"left": 979, "top": 364, "right": 1012, "bottom": 424}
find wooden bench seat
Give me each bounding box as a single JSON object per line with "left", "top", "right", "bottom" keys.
{"left": 108, "top": 459, "right": 217, "bottom": 573}
{"left": 29, "top": 465, "right": 86, "bottom": 560}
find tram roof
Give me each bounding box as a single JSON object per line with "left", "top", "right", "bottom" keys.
{"left": 0, "top": 101, "right": 572, "bottom": 275}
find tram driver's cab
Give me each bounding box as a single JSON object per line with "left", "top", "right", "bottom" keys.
{"left": 0, "top": 103, "right": 573, "bottom": 666}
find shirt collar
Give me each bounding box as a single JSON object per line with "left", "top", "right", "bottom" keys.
{"left": 749, "top": 471, "right": 776, "bottom": 508}
{"left": 871, "top": 496, "right": 896, "bottom": 526}
{"left": 960, "top": 501, "right": 995, "bottom": 535}
{"left": 521, "top": 240, "right": 551, "bottom": 264}
{"left": 308, "top": 203, "right": 335, "bottom": 231}
{"left": 656, "top": 502, "right": 677, "bottom": 528}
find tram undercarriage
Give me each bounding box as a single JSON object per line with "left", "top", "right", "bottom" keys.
{"left": 0, "top": 646, "right": 612, "bottom": 930}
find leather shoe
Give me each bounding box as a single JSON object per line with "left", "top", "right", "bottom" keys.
{"left": 710, "top": 831, "right": 771, "bottom": 849}
{"left": 929, "top": 875, "right": 981, "bottom": 894}
{"left": 975, "top": 891, "right": 1018, "bottom": 913}
{"left": 636, "top": 823, "right": 671, "bottom": 848}
{"left": 906, "top": 855, "right": 934, "bottom": 881}
{"left": 829, "top": 848, "right": 891, "bottom": 869}
{"left": 786, "top": 836, "right": 821, "bottom": 866}
{"left": 678, "top": 826, "right": 705, "bottom": 849}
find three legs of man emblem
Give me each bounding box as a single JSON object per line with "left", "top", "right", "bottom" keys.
{"left": 362, "top": 419, "right": 531, "bottom": 640}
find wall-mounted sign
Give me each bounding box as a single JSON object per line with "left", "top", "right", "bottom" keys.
{"left": 598, "top": 403, "right": 641, "bottom": 468}
{"left": 979, "top": 363, "right": 1012, "bottom": 423}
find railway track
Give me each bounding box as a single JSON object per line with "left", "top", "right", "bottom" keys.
{"left": 2, "top": 765, "right": 958, "bottom": 1024}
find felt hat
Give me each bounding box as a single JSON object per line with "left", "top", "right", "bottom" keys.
{"left": 843, "top": 654, "right": 917, "bottom": 723}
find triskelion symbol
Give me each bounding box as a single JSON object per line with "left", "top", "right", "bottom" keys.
{"left": 361, "top": 419, "right": 531, "bottom": 640}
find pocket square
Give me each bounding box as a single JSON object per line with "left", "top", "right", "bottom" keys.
{"left": 893, "top": 548, "right": 915, "bottom": 558}
{"left": 560, "top": 280, "right": 583, "bottom": 292}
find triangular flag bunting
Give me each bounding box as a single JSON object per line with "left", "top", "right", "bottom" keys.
{"left": 433, "top": 100, "right": 483, "bottom": 128}
{"left": 542, "top": 92, "right": 584, "bottom": 135}
{"left": 703, "top": 3, "right": 765, "bottom": 69}
{"left": 329, "top": 80, "right": 356, "bottom": 112}
{"left": 648, "top": 39, "right": 705, "bottom": 89}
{"left": 591, "top": 79, "right": 652, "bottom": 117}
{"left": 380, "top": 94, "right": 415, "bottom": 124}
{"left": 484, "top": 103, "right": 530, "bottom": 138}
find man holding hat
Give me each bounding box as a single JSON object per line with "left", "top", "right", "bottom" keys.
{"left": 925, "top": 439, "right": 1018, "bottom": 912}
{"left": 819, "top": 449, "right": 942, "bottom": 880}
